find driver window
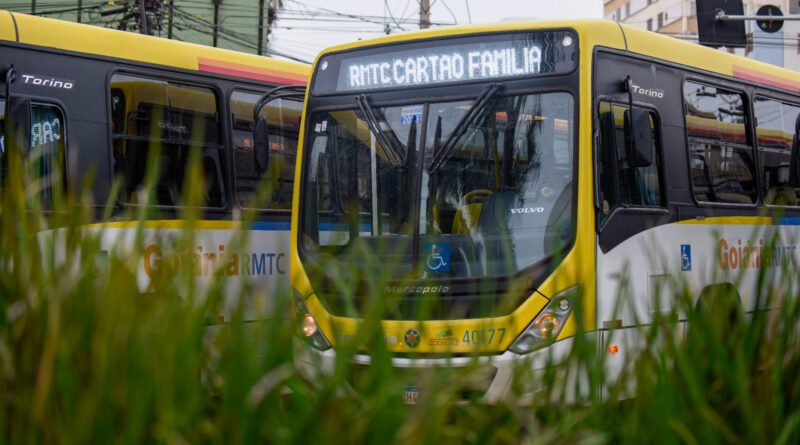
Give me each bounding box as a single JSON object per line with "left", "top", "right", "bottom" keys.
{"left": 597, "top": 101, "right": 663, "bottom": 224}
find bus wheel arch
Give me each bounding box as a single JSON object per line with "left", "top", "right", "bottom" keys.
{"left": 692, "top": 282, "right": 744, "bottom": 344}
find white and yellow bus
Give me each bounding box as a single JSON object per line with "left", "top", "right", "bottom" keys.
{"left": 286, "top": 20, "right": 800, "bottom": 401}
{"left": 0, "top": 12, "right": 308, "bottom": 320}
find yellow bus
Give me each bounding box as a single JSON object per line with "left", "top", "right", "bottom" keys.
{"left": 0, "top": 11, "right": 308, "bottom": 320}
{"left": 285, "top": 20, "right": 800, "bottom": 402}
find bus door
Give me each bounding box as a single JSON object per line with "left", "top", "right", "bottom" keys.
{"left": 593, "top": 53, "right": 683, "bottom": 328}
{"left": 593, "top": 53, "right": 675, "bottom": 395}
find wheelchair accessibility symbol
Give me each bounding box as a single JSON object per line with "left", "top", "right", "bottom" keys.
{"left": 425, "top": 242, "right": 450, "bottom": 273}
{"left": 681, "top": 244, "right": 691, "bottom": 271}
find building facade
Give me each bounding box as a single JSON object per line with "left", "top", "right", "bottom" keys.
{"left": 5, "top": 1, "right": 280, "bottom": 57}
{"left": 604, "top": 0, "right": 800, "bottom": 70}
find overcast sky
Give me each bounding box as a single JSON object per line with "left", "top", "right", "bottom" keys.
{"left": 270, "top": 0, "right": 604, "bottom": 63}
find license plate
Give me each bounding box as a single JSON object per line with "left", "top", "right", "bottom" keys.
{"left": 403, "top": 387, "right": 419, "bottom": 405}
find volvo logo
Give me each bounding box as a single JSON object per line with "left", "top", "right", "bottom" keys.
{"left": 510, "top": 207, "right": 545, "bottom": 214}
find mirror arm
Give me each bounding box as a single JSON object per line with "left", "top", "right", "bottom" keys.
{"left": 5, "top": 65, "right": 14, "bottom": 99}
{"left": 625, "top": 75, "right": 635, "bottom": 111}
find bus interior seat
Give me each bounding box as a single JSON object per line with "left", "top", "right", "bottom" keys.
{"left": 475, "top": 190, "right": 518, "bottom": 274}
{"left": 766, "top": 185, "right": 798, "bottom": 206}
{"left": 452, "top": 189, "right": 493, "bottom": 234}
{"left": 203, "top": 155, "right": 224, "bottom": 207}
{"left": 156, "top": 154, "right": 177, "bottom": 205}
{"left": 543, "top": 181, "right": 573, "bottom": 256}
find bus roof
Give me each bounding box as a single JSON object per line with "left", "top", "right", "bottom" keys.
{"left": 0, "top": 10, "right": 308, "bottom": 86}
{"left": 313, "top": 19, "right": 800, "bottom": 94}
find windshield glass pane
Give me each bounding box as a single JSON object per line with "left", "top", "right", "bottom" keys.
{"left": 300, "top": 92, "right": 574, "bottom": 282}
{"left": 423, "top": 92, "right": 574, "bottom": 277}
{"left": 301, "top": 105, "right": 422, "bottom": 275}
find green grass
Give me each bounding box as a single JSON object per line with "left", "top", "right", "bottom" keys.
{"left": 1, "top": 149, "right": 799, "bottom": 444}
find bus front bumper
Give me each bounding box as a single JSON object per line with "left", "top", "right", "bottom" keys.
{"left": 294, "top": 336, "right": 577, "bottom": 404}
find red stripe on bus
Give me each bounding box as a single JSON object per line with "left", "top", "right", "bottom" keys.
{"left": 733, "top": 66, "right": 800, "bottom": 92}
{"left": 198, "top": 58, "right": 306, "bottom": 85}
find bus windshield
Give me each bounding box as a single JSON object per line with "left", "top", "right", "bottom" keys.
{"left": 300, "top": 91, "right": 574, "bottom": 284}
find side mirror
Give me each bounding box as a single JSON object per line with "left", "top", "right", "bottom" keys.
{"left": 624, "top": 108, "right": 653, "bottom": 168}
{"left": 253, "top": 116, "right": 270, "bottom": 174}
{"left": 789, "top": 114, "right": 800, "bottom": 188}
{"left": 4, "top": 95, "right": 31, "bottom": 155}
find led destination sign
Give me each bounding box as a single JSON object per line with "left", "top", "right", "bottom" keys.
{"left": 315, "top": 31, "right": 576, "bottom": 94}
{"left": 346, "top": 45, "right": 542, "bottom": 89}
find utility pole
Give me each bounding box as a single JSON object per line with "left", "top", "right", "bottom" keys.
{"left": 213, "top": 0, "right": 221, "bottom": 47}
{"left": 138, "top": 0, "right": 150, "bottom": 35}
{"left": 419, "top": 0, "right": 430, "bottom": 29}
{"left": 167, "top": 0, "right": 174, "bottom": 39}
{"left": 258, "top": 0, "right": 265, "bottom": 56}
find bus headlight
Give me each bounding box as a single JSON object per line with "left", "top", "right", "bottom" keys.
{"left": 293, "top": 289, "right": 331, "bottom": 351}
{"left": 301, "top": 313, "right": 318, "bottom": 337}
{"left": 509, "top": 286, "right": 578, "bottom": 355}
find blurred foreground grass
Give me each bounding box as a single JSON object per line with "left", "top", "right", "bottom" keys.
{"left": 1, "top": 151, "right": 799, "bottom": 444}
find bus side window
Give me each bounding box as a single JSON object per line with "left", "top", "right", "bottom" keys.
{"left": 684, "top": 81, "right": 756, "bottom": 205}
{"left": 754, "top": 97, "right": 800, "bottom": 206}
{"left": 0, "top": 100, "right": 66, "bottom": 208}
{"left": 110, "top": 74, "right": 225, "bottom": 208}
{"left": 231, "top": 90, "right": 302, "bottom": 210}
{"left": 597, "top": 101, "right": 663, "bottom": 223}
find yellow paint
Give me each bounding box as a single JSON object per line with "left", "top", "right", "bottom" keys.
{"left": 676, "top": 216, "right": 773, "bottom": 226}
{"left": 0, "top": 11, "right": 17, "bottom": 42}
{"left": 87, "top": 220, "right": 242, "bottom": 230}
{"left": 4, "top": 11, "right": 308, "bottom": 79}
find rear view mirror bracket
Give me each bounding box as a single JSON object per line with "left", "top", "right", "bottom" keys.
{"left": 622, "top": 76, "right": 653, "bottom": 168}
{"left": 252, "top": 84, "right": 305, "bottom": 175}
{"left": 3, "top": 65, "right": 32, "bottom": 158}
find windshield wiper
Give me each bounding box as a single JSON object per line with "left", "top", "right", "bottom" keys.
{"left": 355, "top": 94, "right": 406, "bottom": 168}
{"left": 428, "top": 83, "right": 502, "bottom": 173}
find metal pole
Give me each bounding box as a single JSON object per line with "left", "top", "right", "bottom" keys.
{"left": 716, "top": 12, "right": 800, "bottom": 21}
{"left": 419, "top": 0, "right": 430, "bottom": 29}
{"left": 213, "top": 0, "right": 220, "bottom": 48}
{"left": 138, "top": 0, "right": 150, "bottom": 35}
{"left": 167, "top": 0, "right": 174, "bottom": 39}
{"left": 258, "top": 0, "right": 265, "bottom": 56}
{"left": 77, "top": 0, "right": 83, "bottom": 23}
{"left": 31, "top": 0, "right": 36, "bottom": 15}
